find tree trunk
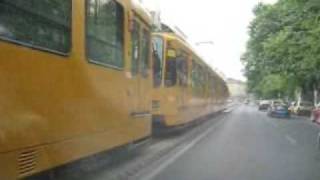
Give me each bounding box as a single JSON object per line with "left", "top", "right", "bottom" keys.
{"left": 314, "top": 84, "right": 318, "bottom": 106}
{"left": 295, "top": 88, "right": 302, "bottom": 104}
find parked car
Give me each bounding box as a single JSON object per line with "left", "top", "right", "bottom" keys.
{"left": 288, "top": 102, "right": 296, "bottom": 113}
{"left": 311, "top": 103, "right": 320, "bottom": 124}
{"left": 268, "top": 102, "right": 290, "bottom": 118}
{"left": 290, "top": 101, "right": 314, "bottom": 116}
{"left": 258, "top": 100, "right": 270, "bottom": 110}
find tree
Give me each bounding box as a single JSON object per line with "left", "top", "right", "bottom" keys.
{"left": 243, "top": 0, "right": 320, "bottom": 103}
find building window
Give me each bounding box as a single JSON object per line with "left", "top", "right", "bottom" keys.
{"left": 86, "top": 0, "right": 124, "bottom": 68}
{"left": 0, "top": 0, "right": 71, "bottom": 54}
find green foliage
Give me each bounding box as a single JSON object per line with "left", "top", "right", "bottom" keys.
{"left": 257, "top": 74, "right": 287, "bottom": 98}
{"left": 242, "top": 0, "right": 320, "bottom": 99}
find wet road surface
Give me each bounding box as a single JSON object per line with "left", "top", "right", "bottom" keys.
{"left": 139, "top": 105, "right": 320, "bottom": 180}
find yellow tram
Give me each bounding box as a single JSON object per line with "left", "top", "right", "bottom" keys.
{"left": 152, "top": 32, "right": 229, "bottom": 129}
{"left": 0, "top": 0, "right": 153, "bottom": 179}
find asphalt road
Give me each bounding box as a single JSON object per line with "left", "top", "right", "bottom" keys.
{"left": 140, "top": 105, "right": 320, "bottom": 180}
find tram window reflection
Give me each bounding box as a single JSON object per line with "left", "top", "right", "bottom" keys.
{"left": 86, "top": 0, "right": 124, "bottom": 68}
{"left": 0, "top": 0, "right": 71, "bottom": 53}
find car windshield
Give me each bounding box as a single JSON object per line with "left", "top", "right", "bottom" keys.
{"left": 260, "top": 100, "right": 269, "bottom": 104}
{"left": 276, "top": 106, "right": 287, "bottom": 110}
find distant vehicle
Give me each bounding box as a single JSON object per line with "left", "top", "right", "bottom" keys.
{"left": 288, "top": 102, "right": 296, "bottom": 113}
{"left": 258, "top": 100, "right": 270, "bottom": 110}
{"left": 270, "top": 100, "right": 284, "bottom": 105}
{"left": 268, "top": 103, "right": 290, "bottom": 118}
{"left": 311, "top": 103, "right": 320, "bottom": 124}
{"left": 290, "top": 101, "right": 314, "bottom": 116}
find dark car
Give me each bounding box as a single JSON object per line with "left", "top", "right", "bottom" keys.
{"left": 268, "top": 104, "right": 290, "bottom": 118}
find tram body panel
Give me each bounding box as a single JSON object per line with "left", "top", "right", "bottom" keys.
{"left": 0, "top": 0, "right": 152, "bottom": 179}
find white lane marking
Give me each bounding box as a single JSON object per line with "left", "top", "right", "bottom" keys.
{"left": 285, "top": 135, "right": 297, "bottom": 146}
{"left": 140, "top": 119, "right": 225, "bottom": 180}
{"left": 265, "top": 119, "right": 298, "bottom": 146}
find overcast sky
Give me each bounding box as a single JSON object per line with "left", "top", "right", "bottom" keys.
{"left": 143, "top": 0, "right": 278, "bottom": 81}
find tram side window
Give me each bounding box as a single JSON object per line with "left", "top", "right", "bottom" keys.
{"left": 202, "top": 71, "right": 208, "bottom": 97}
{"left": 191, "top": 60, "right": 197, "bottom": 95}
{"left": 202, "top": 70, "right": 208, "bottom": 97}
{"left": 165, "top": 59, "right": 177, "bottom": 87}
{"left": 198, "top": 67, "right": 204, "bottom": 97}
{"left": 152, "top": 37, "right": 164, "bottom": 88}
{"left": 0, "top": 0, "right": 71, "bottom": 53}
{"left": 192, "top": 61, "right": 204, "bottom": 97}
{"left": 177, "top": 56, "right": 188, "bottom": 87}
{"left": 131, "top": 20, "right": 140, "bottom": 76}
{"left": 210, "top": 77, "right": 215, "bottom": 97}
{"left": 86, "top": 0, "right": 124, "bottom": 68}
{"left": 206, "top": 73, "right": 210, "bottom": 96}
{"left": 141, "top": 29, "right": 151, "bottom": 78}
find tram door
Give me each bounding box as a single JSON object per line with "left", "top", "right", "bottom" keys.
{"left": 139, "top": 22, "right": 152, "bottom": 117}
{"left": 130, "top": 17, "right": 151, "bottom": 118}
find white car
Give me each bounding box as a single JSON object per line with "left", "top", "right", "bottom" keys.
{"left": 291, "top": 101, "right": 314, "bottom": 116}
{"left": 258, "top": 100, "right": 270, "bottom": 110}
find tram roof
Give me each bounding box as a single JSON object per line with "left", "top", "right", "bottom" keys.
{"left": 130, "top": 0, "right": 152, "bottom": 25}
{"left": 153, "top": 32, "right": 227, "bottom": 83}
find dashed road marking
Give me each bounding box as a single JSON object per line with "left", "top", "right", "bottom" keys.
{"left": 285, "top": 135, "right": 297, "bottom": 146}
{"left": 265, "top": 118, "right": 298, "bottom": 146}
